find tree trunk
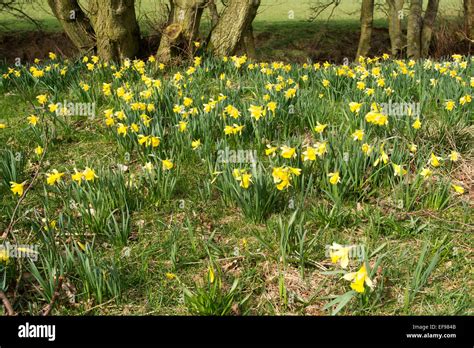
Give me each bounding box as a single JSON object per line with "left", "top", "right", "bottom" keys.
{"left": 209, "top": 0, "right": 260, "bottom": 57}
{"left": 243, "top": 24, "right": 257, "bottom": 59}
{"left": 356, "top": 0, "right": 375, "bottom": 59}
{"left": 157, "top": 0, "right": 207, "bottom": 63}
{"left": 407, "top": 0, "right": 422, "bottom": 60}
{"left": 420, "top": 0, "right": 439, "bottom": 57}
{"left": 465, "top": 0, "right": 474, "bottom": 45}
{"left": 387, "top": 0, "right": 404, "bottom": 57}
{"left": 208, "top": 0, "right": 219, "bottom": 27}
{"left": 47, "top": 0, "right": 95, "bottom": 52}
{"left": 235, "top": 2, "right": 259, "bottom": 59}
{"left": 90, "top": 0, "right": 140, "bottom": 61}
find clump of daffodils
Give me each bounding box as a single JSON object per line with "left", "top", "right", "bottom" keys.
{"left": 329, "top": 242, "right": 375, "bottom": 294}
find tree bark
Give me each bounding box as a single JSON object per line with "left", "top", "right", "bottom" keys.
{"left": 387, "top": 0, "right": 404, "bottom": 57}
{"left": 235, "top": 2, "right": 259, "bottom": 59}
{"left": 356, "top": 0, "right": 375, "bottom": 59}
{"left": 243, "top": 24, "right": 257, "bottom": 59}
{"left": 157, "top": 0, "right": 207, "bottom": 63}
{"left": 208, "top": 0, "right": 220, "bottom": 27}
{"left": 407, "top": 0, "right": 422, "bottom": 60}
{"left": 209, "top": 0, "right": 260, "bottom": 57}
{"left": 90, "top": 0, "right": 141, "bottom": 61}
{"left": 420, "top": 0, "right": 439, "bottom": 57}
{"left": 47, "top": 0, "right": 95, "bottom": 52}
{"left": 465, "top": 0, "right": 474, "bottom": 43}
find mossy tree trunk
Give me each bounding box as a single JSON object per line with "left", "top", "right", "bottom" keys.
{"left": 209, "top": 0, "right": 261, "bottom": 57}
{"left": 356, "top": 0, "right": 375, "bottom": 59}
{"left": 157, "top": 0, "right": 207, "bottom": 63}
{"left": 47, "top": 0, "right": 95, "bottom": 52}
{"left": 420, "top": 0, "right": 440, "bottom": 57}
{"left": 407, "top": 0, "right": 422, "bottom": 59}
{"left": 387, "top": 0, "right": 405, "bottom": 57}
{"left": 90, "top": 0, "right": 140, "bottom": 62}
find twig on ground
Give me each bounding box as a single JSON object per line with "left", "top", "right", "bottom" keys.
{"left": 41, "top": 276, "right": 64, "bottom": 316}
{"left": 0, "top": 290, "right": 15, "bottom": 316}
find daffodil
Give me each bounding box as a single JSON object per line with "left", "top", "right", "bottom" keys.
{"left": 233, "top": 169, "right": 252, "bottom": 189}
{"left": 183, "top": 97, "right": 193, "bottom": 107}
{"left": 449, "top": 151, "right": 459, "bottom": 162}
{"left": 117, "top": 123, "right": 128, "bottom": 136}
{"left": 373, "top": 144, "right": 389, "bottom": 166}
{"left": 419, "top": 167, "right": 432, "bottom": 179}
{"left": 178, "top": 121, "right": 187, "bottom": 132}
{"left": 356, "top": 81, "right": 365, "bottom": 90}
{"left": 328, "top": 172, "right": 341, "bottom": 185}
{"left": 349, "top": 102, "right": 362, "bottom": 114}
{"left": 265, "top": 145, "right": 278, "bottom": 157}
{"left": 280, "top": 145, "right": 296, "bottom": 159}
{"left": 36, "top": 94, "right": 48, "bottom": 105}
{"left": 412, "top": 118, "right": 422, "bottom": 129}
{"left": 430, "top": 153, "right": 442, "bottom": 167}
{"left": 0, "top": 247, "right": 9, "bottom": 262}
{"left": 143, "top": 162, "right": 154, "bottom": 173}
{"left": 83, "top": 167, "right": 98, "bottom": 181}
{"left": 165, "top": 272, "right": 176, "bottom": 280}
{"left": 209, "top": 267, "right": 215, "bottom": 283}
{"left": 10, "top": 181, "right": 25, "bottom": 196}
{"left": 224, "top": 124, "right": 244, "bottom": 135}
{"left": 27, "top": 115, "right": 39, "bottom": 126}
{"left": 361, "top": 143, "right": 372, "bottom": 155}
{"left": 445, "top": 100, "right": 456, "bottom": 111}
{"left": 452, "top": 184, "right": 465, "bottom": 195}
{"left": 329, "top": 243, "right": 350, "bottom": 269}
{"left": 248, "top": 104, "right": 266, "bottom": 121}
{"left": 272, "top": 167, "right": 293, "bottom": 190}
{"left": 315, "top": 141, "right": 328, "bottom": 157}
{"left": 343, "top": 264, "right": 374, "bottom": 293}
{"left": 392, "top": 163, "right": 407, "bottom": 176}
{"left": 288, "top": 167, "right": 301, "bottom": 176}
{"left": 35, "top": 145, "right": 44, "bottom": 156}
{"left": 365, "top": 111, "right": 388, "bottom": 126}
{"left": 46, "top": 169, "right": 64, "bottom": 186}
{"left": 102, "top": 83, "right": 112, "bottom": 96}
{"left": 138, "top": 134, "right": 150, "bottom": 146}
{"left": 284, "top": 87, "right": 297, "bottom": 99}
{"left": 162, "top": 159, "right": 174, "bottom": 170}
{"left": 302, "top": 146, "right": 317, "bottom": 161}
{"left": 267, "top": 101, "right": 277, "bottom": 113}
{"left": 314, "top": 122, "right": 328, "bottom": 134}
{"left": 191, "top": 139, "right": 201, "bottom": 150}
{"left": 32, "top": 69, "right": 44, "bottom": 78}
{"left": 352, "top": 129, "right": 364, "bottom": 141}
{"left": 71, "top": 169, "right": 83, "bottom": 183}
{"left": 459, "top": 94, "right": 471, "bottom": 105}
{"left": 225, "top": 105, "right": 240, "bottom": 119}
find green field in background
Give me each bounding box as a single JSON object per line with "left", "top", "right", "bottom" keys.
{"left": 0, "top": 0, "right": 465, "bottom": 32}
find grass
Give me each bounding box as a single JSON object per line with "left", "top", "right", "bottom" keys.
{"left": 0, "top": 52, "right": 472, "bottom": 316}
